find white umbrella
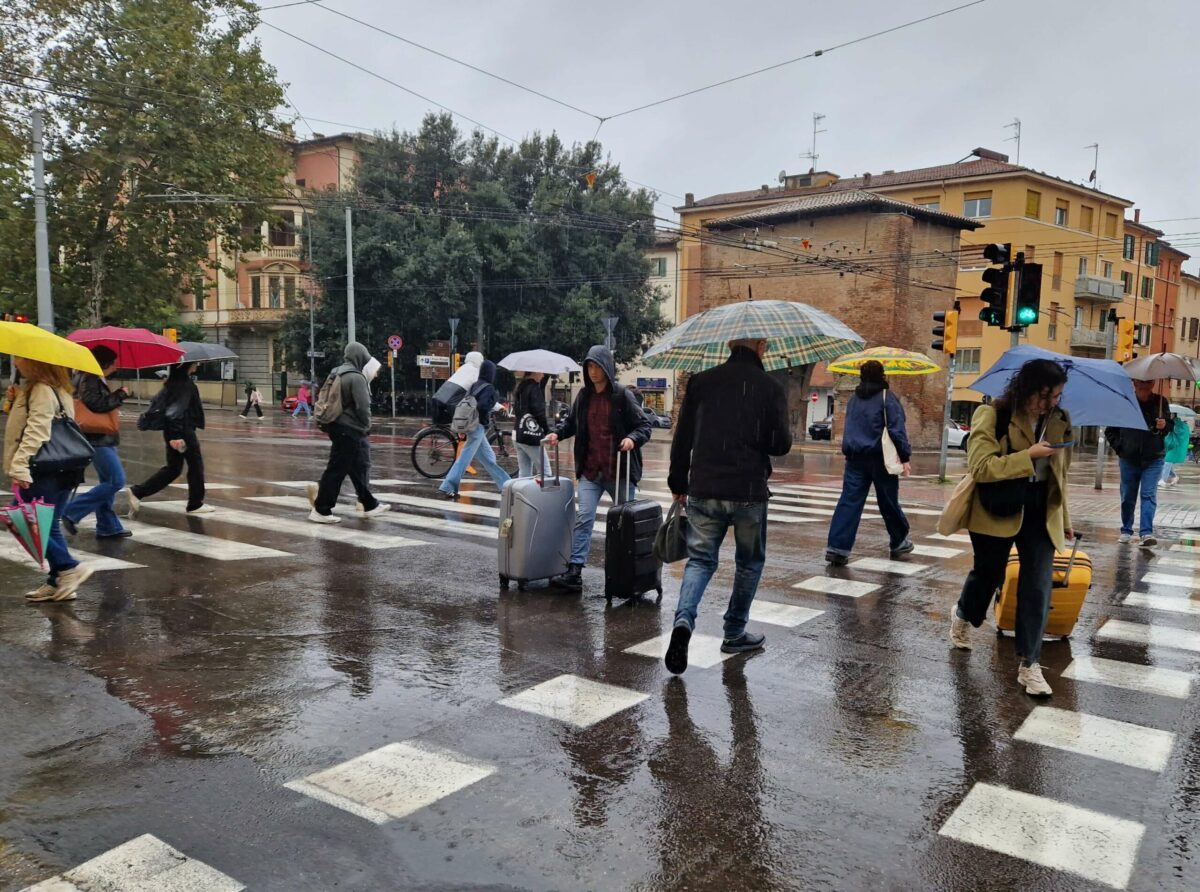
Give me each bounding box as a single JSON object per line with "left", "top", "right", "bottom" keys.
{"left": 498, "top": 349, "right": 582, "bottom": 375}
{"left": 1122, "top": 352, "right": 1200, "bottom": 382}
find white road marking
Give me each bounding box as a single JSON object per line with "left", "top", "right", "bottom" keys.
{"left": 909, "top": 544, "right": 964, "bottom": 558}
{"left": 137, "top": 501, "right": 420, "bottom": 550}
{"left": 624, "top": 632, "right": 733, "bottom": 668}
{"left": 792, "top": 577, "right": 879, "bottom": 598}
{"left": 1154, "top": 556, "right": 1200, "bottom": 571}
{"left": 249, "top": 496, "right": 498, "bottom": 540}
{"left": 370, "top": 492, "right": 501, "bottom": 519}
{"left": 1123, "top": 593, "right": 1200, "bottom": 616}
{"left": 1140, "top": 572, "right": 1197, "bottom": 590}
{"left": 848, "top": 557, "right": 929, "bottom": 576}
{"left": 1062, "top": 656, "right": 1192, "bottom": 699}
{"left": 749, "top": 601, "right": 824, "bottom": 628}
{"left": 285, "top": 741, "right": 495, "bottom": 825}
{"left": 1014, "top": 706, "right": 1174, "bottom": 772}
{"left": 78, "top": 517, "right": 290, "bottom": 560}
{"left": 23, "top": 833, "right": 244, "bottom": 891}
{"left": 0, "top": 536, "right": 144, "bottom": 572}
{"left": 927, "top": 533, "right": 972, "bottom": 544}
{"left": 169, "top": 482, "right": 240, "bottom": 490}
{"left": 939, "top": 783, "right": 1144, "bottom": 889}
{"left": 498, "top": 674, "right": 648, "bottom": 729}
{"left": 1097, "top": 619, "right": 1200, "bottom": 653}
{"left": 1169, "top": 543, "right": 1200, "bottom": 554}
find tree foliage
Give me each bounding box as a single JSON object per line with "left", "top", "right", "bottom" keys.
{"left": 284, "top": 115, "right": 667, "bottom": 387}
{"left": 0, "top": 0, "right": 290, "bottom": 328}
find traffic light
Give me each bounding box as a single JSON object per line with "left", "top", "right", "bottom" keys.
{"left": 979, "top": 243, "right": 1012, "bottom": 328}
{"left": 162, "top": 327, "right": 178, "bottom": 342}
{"left": 932, "top": 308, "right": 960, "bottom": 354}
{"left": 1013, "top": 262, "right": 1043, "bottom": 328}
{"left": 1116, "top": 317, "right": 1135, "bottom": 362}
{"left": 453, "top": 353, "right": 462, "bottom": 371}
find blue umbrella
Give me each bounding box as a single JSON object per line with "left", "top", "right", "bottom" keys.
{"left": 970, "top": 345, "right": 1147, "bottom": 429}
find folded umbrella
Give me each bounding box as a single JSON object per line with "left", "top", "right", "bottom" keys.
{"left": 67, "top": 326, "right": 185, "bottom": 369}
{"left": 176, "top": 341, "right": 238, "bottom": 363}
{"left": 2, "top": 487, "right": 52, "bottom": 568}
{"left": 970, "top": 345, "right": 1147, "bottom": 429}
{"left": 498, "top": 349, "right": 582, "bottom": 375}
{"left": 0, "top": 321, "right": 102, "bottom": 375}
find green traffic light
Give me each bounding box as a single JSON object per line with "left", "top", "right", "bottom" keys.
{"left": 1015, "top": 306, "right": 1038, "bottom": 326}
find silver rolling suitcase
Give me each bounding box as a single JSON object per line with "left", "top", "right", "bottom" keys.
{"left": 498, "top": 443, "right": 575, "bottom": 591}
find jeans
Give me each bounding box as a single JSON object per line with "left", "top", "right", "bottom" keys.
{"left": 64, "top": 445, "right": 127, "bottom": 536}
{"left": 956, "top": 485, "right": 1054, "bottom": 662}
{"left": 569, "top": 475, "right": 636, "bottom": 566}
{"left": 826, "top": 456, "right": 910, "bottom": 556}
{"left": 293, "top": 400, "right": 312, "bottom": 418}
{"left": 439, "top": 424, "right": 511, "bottom": 495}
{"left": 1162, "top": 462, "right": 1177, "bottom": 483}
{"left": 316, "top": 429, "right": 378, "bottom": 514}
{"left": 673, "top": 498, "right": 768, "bottom": 640}
{"left": 131, "top": 433, "right": 205, "bottom": 511}
{"left": 516, "top": 442, "right": 550, "bottom": 478}
{"left": 1119, "top": 458, "right": 1164, "bottom": 537}
{"left": 20, "top": 477, "right": 79, "bottom": 585}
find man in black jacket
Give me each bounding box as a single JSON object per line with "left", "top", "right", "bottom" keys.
{"left": 545, "top": 345, "right": 652, "bottom": 590}
{"left": 664, "top": 338, "right": 792, "bottom": 674}
{"left": 1106, "top": 379, "right": 1170, "bottom": 546}
{"left": 62, "top": 346, "right": 132, "bottom": 538}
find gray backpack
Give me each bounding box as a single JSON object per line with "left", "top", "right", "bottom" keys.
{"left": 450, "top": 385, "right": 481, "bottom": 436}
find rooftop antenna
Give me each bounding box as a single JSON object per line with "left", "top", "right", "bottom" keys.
{"left": 1084, "top": 143, "right": 1099, "bottom": 190}
{"left": 1004, "top": 118, "right": 1021, "bottom": 164}
{"left": 799, "top": 113, "right": 826, "bottom": 173}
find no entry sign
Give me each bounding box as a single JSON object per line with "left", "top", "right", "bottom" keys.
{"left": 387, "top": 334, "right": 403, "bottom": 351}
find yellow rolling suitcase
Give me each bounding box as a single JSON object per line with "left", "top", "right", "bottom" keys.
{"left": 995, "top": 534, "right": 1090, "bottom": 639}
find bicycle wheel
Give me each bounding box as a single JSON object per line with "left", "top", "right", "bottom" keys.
{"left": 412, "top": 426, "right": 459, "bottom": 479}
{"left": 489, "top": 428, "right": 520, "bottom": 477}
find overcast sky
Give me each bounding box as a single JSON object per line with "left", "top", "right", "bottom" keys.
{"left": 255, "top": 0, "right": 1200, "bottom": 269}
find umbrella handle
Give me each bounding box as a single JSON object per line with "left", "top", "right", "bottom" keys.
{"left": 11, "top": 484, "right": 25, "bottom": 505}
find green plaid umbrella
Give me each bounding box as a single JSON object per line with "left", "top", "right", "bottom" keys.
{"left": 643, "top": 300, "right": 865, "bottom": 372}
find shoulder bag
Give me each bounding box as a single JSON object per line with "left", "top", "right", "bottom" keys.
{"left": 28, "top": 388, "right": 95, "bottom": 482}
{"left": 74, "top": 383, "right": 120, "bottom": 436}
{"left": 654, "top": 500, "right": 689, "bottom": 563}
{"left": 880, "top": 393, "right": 903, "bottom": 475}
{"left": 974, "top": 406, "right": 1030, "bottom": 518}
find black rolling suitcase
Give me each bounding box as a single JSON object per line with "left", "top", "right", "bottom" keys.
{"left": 604, "top": 451, "right": 663, "bottom": 602}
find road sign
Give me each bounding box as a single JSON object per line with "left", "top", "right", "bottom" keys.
{"left": 388, "top": 334, "right": 403, "bottom": 350}
{"left": 420, "top": 365, "right": 451, "bottom": 380}
{"left": 417, "top": 354, "right": 450, "bottom": 367}
{"left": 306, "top": 350, "right": 325, "bottom": 358}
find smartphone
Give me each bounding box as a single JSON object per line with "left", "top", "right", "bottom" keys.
{"left": 1048, "top": 440, "right": 1074, "bottom": 449}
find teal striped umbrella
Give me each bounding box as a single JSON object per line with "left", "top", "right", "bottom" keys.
{"left": 643, "top": 300, "right": 865, "bottom": 372}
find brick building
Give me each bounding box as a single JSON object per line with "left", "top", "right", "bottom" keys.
{"left": 695, "top": 190, "right": 981, "bottom": 449}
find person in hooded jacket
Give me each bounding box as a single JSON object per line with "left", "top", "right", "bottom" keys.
{"left": 308, "top": 342, "right": 390, "bottom": 523}
{"left": 438, "top": 359, "right": 511, "bottom": 499}
{"left": 544, "top": 345, "right": 653, "bottom": 590}
{"left": 129, "top": 362, "right": 212, "bottom": 515}
{"left": 825, "top": 360, "right": 914, "bottom": 566}
{"left": 432, "top": 350, "right": 484, "bottom": 423}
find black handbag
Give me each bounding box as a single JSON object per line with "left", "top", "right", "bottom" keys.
{"left": 974, "top": 406, "right": 1029, "bottom": 518}
{"left": 28, "top": 388, "right": 95, "bottom": 482}
{"left": 654, "top": 499, "right": 689, "bottom": 564}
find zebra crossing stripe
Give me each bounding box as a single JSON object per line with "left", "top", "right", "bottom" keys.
{"left": 250, "top": 496, "right": 498, "bottom": 540}
{"left": 1013, "top": 706, "right": 1174, "bottom": 772}
{"left": 1062, "top": 656, "right": 1192, "bottom": 699}
{"left": 22, "top": 833, "right": 245, "bottom": 891}
{"left": 1123, "top": 593, "right": 1200, "bottom": 616}
{"left": 1096, "top": 619, "right": 1200, "bottom": 653}
{"left": 0, "top": 535, "right": 145, "bottom": 572}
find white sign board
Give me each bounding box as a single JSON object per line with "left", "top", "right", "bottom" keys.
{"left": 417, "top": 354, "right": 451, "bottom": 367}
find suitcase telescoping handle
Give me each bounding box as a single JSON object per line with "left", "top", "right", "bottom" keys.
{"left": 617, "top": 448, "right": 633, "bottom": 505}
{"left": 539, "top": 436, "right": 560, "bottom": 490}
{"left": 1054, "top": 532, "right": 1083, "bottom": 588}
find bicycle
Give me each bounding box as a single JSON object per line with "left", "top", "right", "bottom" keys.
{"left": 411, "top": 420, "right": 519, "bottom": 479}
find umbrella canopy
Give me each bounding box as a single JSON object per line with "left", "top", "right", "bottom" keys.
{"left": 176, "top": 341, "right": 238, "bottom": 363}
{"left": 970, "top": 345, "right": 1147, "bottom": 429}
{"left": 2, "top": 491, "right": 54, "bottom": 568}
{"left": 0, "top": 321, "right": 102, "bottom": 375}
{"left": 643, "top": 300, "right": 865, "bottom": 373}
{"left": 1121, "top": 352, "right": 1200, "bottom": 382}
{"left": 827, "top": 346, "right": 941, "bottom": 377}
{"left": 68, "top": 326, "right": 185, "bottom": 370}
{"left": 498, "top": 349, "right": 582, "bottom": 375}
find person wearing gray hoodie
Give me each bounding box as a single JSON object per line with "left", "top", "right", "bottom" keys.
{"left": 307, "top": 342, "right": 390, "bottom": 523}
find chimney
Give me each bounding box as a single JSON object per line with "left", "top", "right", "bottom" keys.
{"left": 971, "top": 147, "right": 1010, "bottom": 163}
{"left": 684, "top": 192, "right": 694, "bottom": 207}
{"left": 862, "top": 172, "right": 872, "bottom": 186}
{"left": 1134, "top": 208, "right": 1141, "bottom": 223}
{"left": 760, "top": 185, "right": 770, "bottom": 194}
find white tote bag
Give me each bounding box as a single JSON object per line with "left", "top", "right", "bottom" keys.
{"left": 880, "top": 393, "right": 903, "bottom": 476}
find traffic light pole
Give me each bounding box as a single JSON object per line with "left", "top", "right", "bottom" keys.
{"left": 1095, "top": 323, "right": 1117, "bottom": 490}
{"left": 1009, "top": 254, "right": 1024, "bottom": 348}
{"left": 938, "top": 354, "right": 957, "bottom": 483}
{"left": 32, "top": 110, "right": 53, "bottom": 332}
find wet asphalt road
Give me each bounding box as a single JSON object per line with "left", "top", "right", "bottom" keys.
{"left": 2, "top": 410, "right": 1200, "bottom": 891}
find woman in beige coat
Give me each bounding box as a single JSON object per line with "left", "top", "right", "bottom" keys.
{"left": 3, "top": 358, "right": 92, "bottom": 602}
{"left": 949, "top": 359, "right": 1073, "bottom": 696}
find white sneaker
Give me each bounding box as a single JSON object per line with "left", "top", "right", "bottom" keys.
{"left": 53, "top": 564, "right": 94, "bottom": 600}
{"left": 186, "top": 504, "right": 216, "bottom": 515}
{"left": 256, "top": 416, "right": 264, "bottom": 422}
{"left": 126, "top": 489, "right": 140, "bottom": 518}
{"left": 356, "top": 502, "right": 392, "bottom": 517}
{"left": 1117, "top": 532, "right": 1132, "bottom": 544}
{"left": 949, "top": 610, "right": 972, "bottom": 650}
{"left": 1017, "top": 663, "right": 1053, "bottom": 697}
{"left": 305, "top": 483, "right": 319, "bottom": 508}
{"left": 1139, "top": 535, "right": 1158, "bottom": 548}
{"left": 308, "top": 509, "right": 341, "bottom": 524}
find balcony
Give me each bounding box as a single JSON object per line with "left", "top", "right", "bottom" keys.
{"left": 226, "top": 307, "right": 288, "bottom": 325}
{"left": 262, "top": 244, "right": 302, "bottom": 261}
{"left": 1069, "top": 326, "right": 1108, "bottom": 350}
{"left": 1074, "top": 274, "right": 1124, "bottom": 303}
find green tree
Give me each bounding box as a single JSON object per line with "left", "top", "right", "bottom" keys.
{"left": 0, "top": 0, "right": 290, "bottom": 328}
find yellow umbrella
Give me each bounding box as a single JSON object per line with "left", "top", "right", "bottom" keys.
{"left": 827, "top": 346, "right": 941, "bottom": 377}
{"left": 0, "top": 321, "right": 103, "bottom": 375}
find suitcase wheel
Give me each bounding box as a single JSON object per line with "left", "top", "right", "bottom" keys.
{"left": 655, "top": 587, "right": 663, "bottom": 603}
{"left": 518, "top": 580, "right": 528, "bottom": 592}
{"left": 499, "top": 574, "right": 510, "bottom": 590}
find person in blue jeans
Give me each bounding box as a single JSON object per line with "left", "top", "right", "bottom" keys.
{"left": 1106, "top": 379, "right": 1170, "bottom": 547}
{"left": 63, "top": 346, "right": 131, "bottom": 539}
{"left": 544, "top": 345, "right": 652, "bottom": 591}
{"left": 825, "top": 360, "right": 913, "bottom": 565}
{"left": 438, "top": 359, "right": 511, "bottom": 499}
{"left": 664, "top": 338, "right": 792, "bottom": 674}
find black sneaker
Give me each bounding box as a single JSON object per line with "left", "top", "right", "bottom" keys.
{"left": 890, "top": 539, "right": 915, "bottom": 558}
{"left": 825, "top": 550, "right": 848, "bottom": 566}
{"left": 96, "top": 529, "right": 133, "bottom": 539}
{"left": 61, "top": 517, "right": 78, "bottom": 537}
{"left": 665, "top": 623, "right": 692, "bottom": 675}
{"left": 721, "top": 631, "right": 765, "bottom": 655}
{"left": 552, "top": 563, "right": 583, "bottom": 590}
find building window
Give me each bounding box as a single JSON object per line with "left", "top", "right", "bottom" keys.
{"left": 285, "top": 276, "right": 296, "bottom": 307}
{"left": 1080, "top": 205, "right": 1094, "bottom": 232}
{"left": 1048, "top": 302, "right": 1059, "bottom": 341}
{"left": 193, "top": 273, "right": 205, "bottom": 312}
{"left": 651, "top": 257, "right": 667, "bottom": 277}
{"left": 1141, "top": 276, "right": 1154, "bottom": 299}
{"left": 268, "top": 210, "right": 296, "bottom": 248}
{"left": 1144, "top": 241, "right": 1160, "bottom": 266}
{"left": 956, "top": 348, "right": 981, "bottom": 372}
{"left": 1054, "top": 200, "right": 1069, "bottom": 227}
{"left": 250, "top": 277, "right": 261, "bottom": 308}
{"left": 1024, "top": 245, "right": 1036, "bottom": 261}
{"left": 1025, "top": 190, "right": 1041, "bottom": 219}
{"left": 1052, "top": 252, "right": 1064, "bottom": 290}
{"left": 914, "top": 196, "right": 940, "bottom": 210}
{"left": 1123, "top": 234, "right": 1135, "bottom": 260}
{"left": 1121, "top": 271, "right": 1133, "bottom": 294}
{"left": 1102, "top": 260, "right": 1113, "bottom": 279}
{"left": 1191, "top": 318, "right": 1199, "bottom": 341}
{"left": 268, "top": 276, "right": 282, "bottom": 309}
{"left": 963, "top": 192, "right": 992, "bottom": 218}
{"left": 1078, "top": 257, "right": 1088, "bottom": 276}
{"left": 1105, "top": 213, "right": 1119, "bottom": 238}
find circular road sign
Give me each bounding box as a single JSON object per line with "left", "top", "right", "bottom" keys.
{"left": 387, "top": 334, "right": 403, "bottom": 350}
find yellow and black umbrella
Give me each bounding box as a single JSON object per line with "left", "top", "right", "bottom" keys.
{"left": 827, "top": 346, "right": 940, "bottom": 377}
{"left": 0, "top": 321, "right": 102, "bottom": 374}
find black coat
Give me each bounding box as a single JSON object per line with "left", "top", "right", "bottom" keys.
{"left": 668, "top": 347, "right": 792, "bottom": 502}
{"left": 514, "top": 377, "right": 550, "bottom": 445}
{"left": 1106, "top": 395, "right": 1170, "bottom": 467}
{"left": 74, "top": 372, "right": 127, "bottom": 447}
{"left": 162, "top": 380, "right": 206, "bottom": 440}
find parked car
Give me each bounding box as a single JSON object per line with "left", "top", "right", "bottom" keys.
{"left": 808, "top": 418, "right": 832, "bottom": 440}
{"left": 282, "top": 395, "right": 299, "bottom": 411}
{"left": 641, "top": 405, "right": 672, "bottom": 429}
{"left": 946, "top": 421, "right": 969, "bottom": 450}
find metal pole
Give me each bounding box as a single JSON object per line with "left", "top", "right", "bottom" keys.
{"left": 307, "top": 212, "right": 315, "bottom": 387}
{"left": 476, "top": 268, "right": 483, "bottom": 352}
{"left": 345, "top": 206, "right": 355, "bottom": 343}
{"left": 390, "top": 350, "right": 396, "bottom": 417}
{"left": 1095, "top": 320, "right": 1116, "bottom": 490}
{"left": 31, "top": 110, "right": 53, "bottom": 331}
{"left": 938, "top": 355, "right": 957, "bottom": 482}
{"left": 1009, "top": 253, "right": 1024, "bottom": 348}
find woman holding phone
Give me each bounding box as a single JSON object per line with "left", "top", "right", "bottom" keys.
{"left": 948, "top": 359, "right": 1073, "bottom": 697}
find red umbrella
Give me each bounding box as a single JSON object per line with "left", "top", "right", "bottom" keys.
{"left": 67, "top": 327, "right": 185, "bottom": 369}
